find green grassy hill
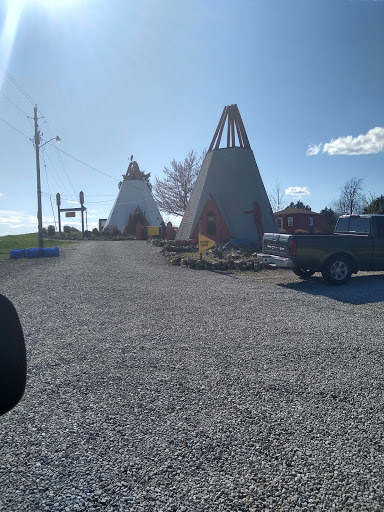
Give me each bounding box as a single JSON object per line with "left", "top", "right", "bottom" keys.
{"left": 0, "top": 233, "right": 78, "bottom": 259}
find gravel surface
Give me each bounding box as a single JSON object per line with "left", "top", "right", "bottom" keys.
{"left": 1, "top": 241, "right": 384, "bottom": 511}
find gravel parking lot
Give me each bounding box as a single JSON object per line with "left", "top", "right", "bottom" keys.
{"left": 1, "top": 241, "right": 384, "bottom": 511}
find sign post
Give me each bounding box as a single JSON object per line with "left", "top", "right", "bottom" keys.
{"left": 56, "top": 191, "right": 86, "bottom": 236}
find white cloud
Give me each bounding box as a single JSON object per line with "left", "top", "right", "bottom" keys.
{"left": 306, "top": 143, "right": 322, "bottom": 156}
{"left": 307, "top": 127, "right": 384, "bottom": 156}
{"left": 66, "top": 199, "right": 80, "bottom": 205}
{"left": 285, "top": 186, "right": 310, "bottom": 197}
{"left": 0, "top": 211, "right": 55, "bottom": 230}
{"left": 0, "top": 193, "right": 4, "bottom": 198}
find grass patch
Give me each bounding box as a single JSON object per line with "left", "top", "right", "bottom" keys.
{"left": 0, "top": 233, "right": 78, "bottom": 258}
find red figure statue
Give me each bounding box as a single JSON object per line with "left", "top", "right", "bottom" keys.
{"left": 244, "top": 201, "right": 264, "bottom": 241}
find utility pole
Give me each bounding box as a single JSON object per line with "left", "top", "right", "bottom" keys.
{"left": 56, "top": 193, "right": 62, "bottom": 233}
{"left": 34, "top": 105, "right": 43, "bottom": 248}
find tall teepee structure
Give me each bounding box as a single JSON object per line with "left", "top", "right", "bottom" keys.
{"left": 104, "top": 160, "right": 163, "bottom": 233}
{"left": 176, "top": 104, "right": 277, "bottom": 244}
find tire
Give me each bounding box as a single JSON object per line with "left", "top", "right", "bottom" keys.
{"left": 292, "top": 267, "right": 315, "bottom": 280}
{"left": 321, "top": 255, "right": 352, "bottom": 285}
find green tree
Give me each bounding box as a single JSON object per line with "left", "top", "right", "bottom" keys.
{"left": 363, "top": 195, "right": 384, "bottom": 214}
{"left": 320, "top": 206, "right": 338, "bottom": 233}
{"left": 288, "top": 200, "right": 311, "bottom": 210}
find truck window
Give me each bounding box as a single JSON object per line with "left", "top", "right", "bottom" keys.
{"left": 375, "top": 217, "right": 384, "bottom": 238}
{"left": 336, "top": 216, "right": 371, "bottom": 234}
{"left": 349, "top": 217, "right": 370, "bottom": 234}
{"left": 336, "top": 217, "right": 350, "bottom": 232}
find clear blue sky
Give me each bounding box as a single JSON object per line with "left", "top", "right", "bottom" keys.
{"left": 1, "top": 0, "right": 383, "bottom": 235}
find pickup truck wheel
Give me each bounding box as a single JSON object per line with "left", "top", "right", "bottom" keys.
{"left": 292, "top": 268, "right": 315, "bottom": 279}
{"left": 321, "top": 256, "right": 352, "bottom": 285}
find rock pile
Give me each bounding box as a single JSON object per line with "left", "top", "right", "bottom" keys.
{"left": 153, "top": 240, "right": 268, "bottom": 272}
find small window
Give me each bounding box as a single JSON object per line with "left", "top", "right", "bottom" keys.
{"left": 288, "top": 217, "right": 293, "bottom": 226}
{"left": 308, "top": 217, "right": 313, "bottom": 226}
{"left": 207, "top": 211, "right": 216, "bottom": 236}
{"left": 277, "top": 217, "right": 283, "bottom": 229}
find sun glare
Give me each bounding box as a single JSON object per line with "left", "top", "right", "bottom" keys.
{"left": 27, "top": 0, "right": 77, "bottom": 6}
{"left": 0, "top": 1, "right": 25, "bottom": 90}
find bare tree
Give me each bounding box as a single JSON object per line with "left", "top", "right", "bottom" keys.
{"left": 334, "top": 177, "right": 365, "bottom": 215}
{"left": 154, "top": 149, "right": 206, "bottom": 217}
{"left": 268, "top": 180, "right": 287, "bottom": 212}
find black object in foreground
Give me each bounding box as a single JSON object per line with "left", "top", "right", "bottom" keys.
{"left": 0, "top": 294, "right": 26, "bottom": 416}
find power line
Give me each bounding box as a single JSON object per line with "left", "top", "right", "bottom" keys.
{"left": 41, "top": 118, "right": 77, "bottom": 195}
{"left": 41, "top": 144, "right": 75, "bottom": 196}
{"left": 0, "top": 115, "right": 30, "bottom": 139}
{"left": 0, "top": 64, "right": 36, "bottom": 105}
{"left": 42, "top": 153, "right": 57, "bottom": 229}
{"left": 49, "top": 143, "right": 119, "bottom": 181}
{"left": 0, "top": 90, "right": 29, "bottom": 117}
{"left": 43, "top": 150, "right": 71, "bottom": 196}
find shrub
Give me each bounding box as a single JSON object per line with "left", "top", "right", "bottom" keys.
{"left": 47, "top": 225, "right": 55, "bottom": 236}
{"left": 102, "top": 225, "right": 121, "bottom": 236}
{"left": 63, "top": 225, "right": 80, "bottom": 233}
{"left": 92, "top": 228, "right": 100, "bottom": 236}
{"left": 295, "top": 229, "right": 309, "bottom": 234}
{"left": 41, "top": 227, "right": 48, "bottom": 236}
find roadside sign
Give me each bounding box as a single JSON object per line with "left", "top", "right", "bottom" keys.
{"left": 147, "top": 226, "right": 160, "bottom": 236}
{"left": 65, "top": 212, "right": 76, "bottom": 218}
{"left": 198, "top": 233, "right": 216, "bottom": 253}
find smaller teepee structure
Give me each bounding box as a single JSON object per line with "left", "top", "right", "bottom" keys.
{"left": 176, "top": 104, "right": 277, "bottom": 244}
{"left": 104, "top": 160, "right": 163, "bottom": 233}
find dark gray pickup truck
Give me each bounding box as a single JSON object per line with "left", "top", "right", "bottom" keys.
{"left": 257, "top": 214, "right": 384, "bottom": 284}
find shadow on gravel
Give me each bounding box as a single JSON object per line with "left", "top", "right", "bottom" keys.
{"left": 209, "top": 270, "right": 239, "bottom": 279}
{"left": 277, "top": 274, "right": 384, "bottom": 305}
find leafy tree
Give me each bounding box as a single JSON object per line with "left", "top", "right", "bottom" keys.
{"left": 268, "top": 180, "right": 287, "bottom": 212}
{"left": 363, "top": 194, "right": 384, "bottom": 214}
{"left": 288, "top": 200, "right": 311, "bottom": 210}
{"left": 153, "top": 149, "right": 206, "bottom": 217}
{"left": 320, "top": 206, "right": 338, "bottom": 225}
{"left": 320, "top": 206, "right": 338, "bottom": 232}
{"left": 334, "top": 177, "right": 365, "bottom": 215}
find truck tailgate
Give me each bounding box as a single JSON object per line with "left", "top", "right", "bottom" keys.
{"left": 262, "top": 233, "right": 292, "bottom": 257}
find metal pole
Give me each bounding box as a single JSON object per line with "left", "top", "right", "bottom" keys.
{"left": 34, "top": 105, "right": 43, "bottom": 248}
{"left": 80, "top": 191, "right": 84, "bottom": 238}
{"left": 56, "top": 193, "right": 61, "bottom": 233}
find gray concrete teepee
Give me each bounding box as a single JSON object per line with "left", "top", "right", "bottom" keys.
{"left": 104, "top": 160, "right": 163, "bottom": 233}
{"left": 176, "top": 104, "right": 277, "bottom": 244}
